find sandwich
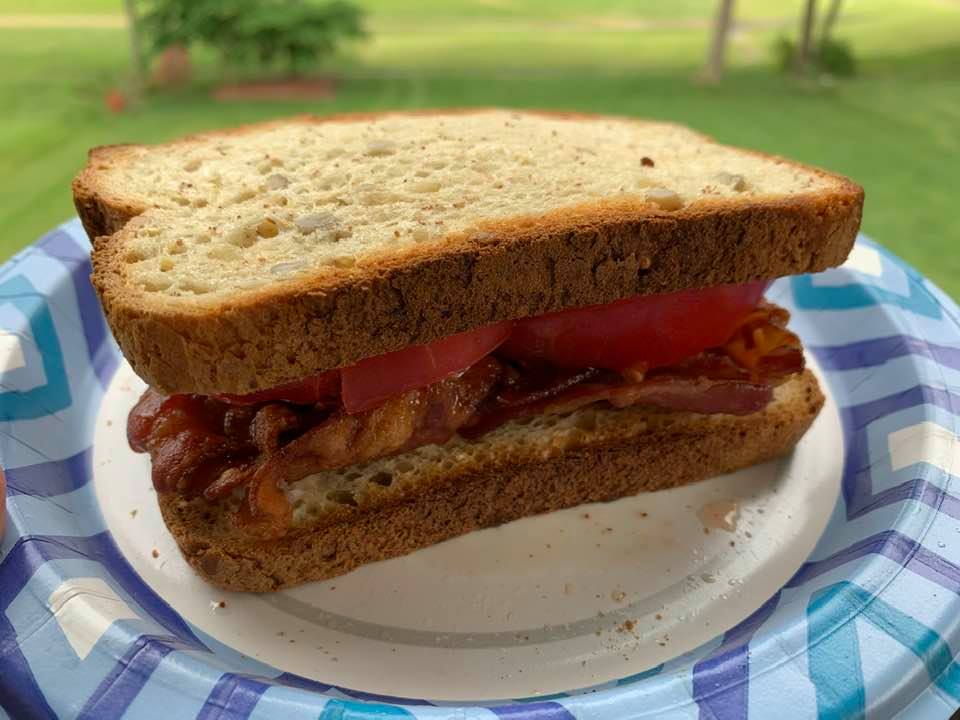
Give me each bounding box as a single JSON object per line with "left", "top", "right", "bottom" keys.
{"left": 73, "top": 110, "right": 863, "bottom": 591}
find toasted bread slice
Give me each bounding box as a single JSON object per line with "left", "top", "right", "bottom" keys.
{"left": 159, "top": 369, "right": 823, "bottom": 592}
{"left": 75, "top": 110, "right": 862, "bottom": 396}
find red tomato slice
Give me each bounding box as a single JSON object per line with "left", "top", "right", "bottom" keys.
{"left": 216, "top": 370, "right": 340, "bottom": 406}
{"left": 499, "top": 281, "right": 767, "bottom": 371}
{"left": 340, "top": 321, "right": 512, "bottom": 413}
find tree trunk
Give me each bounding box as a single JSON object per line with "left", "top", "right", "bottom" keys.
{"left": 703, "top": 0, "right": 736, "bottom": 83}
{"left": 819, "top": 0, "right": 843, "bottom": 45}
{"left": 793, "top": 0, "right": 818, "bottom": 75}
{"left": 123, "top": 0, "right": 145, "bottom": 100}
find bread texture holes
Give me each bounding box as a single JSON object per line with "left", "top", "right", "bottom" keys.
{"left": 327, "top": 489, "right": 358, "bottom": 506}
{"left": 370, "top": 472, "right": 393, "bottom": 487}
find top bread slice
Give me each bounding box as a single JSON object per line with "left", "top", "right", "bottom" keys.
{"left": 74, "top": 109, "right": 863, "bottom": 395}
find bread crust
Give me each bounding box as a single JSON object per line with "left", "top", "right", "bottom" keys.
{"left": 158, "top": 369, "right": 824, "bottom": 592}
{"left": 76, "top": 110, "right": 863, "bottom": 395}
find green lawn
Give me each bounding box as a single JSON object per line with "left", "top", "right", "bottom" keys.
{"left": 2, "top": 0, "right": 959, "bottom": 296}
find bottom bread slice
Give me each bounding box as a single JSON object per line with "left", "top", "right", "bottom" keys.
{"left": 159, "top": 369, "right": 824, "bottom": 592}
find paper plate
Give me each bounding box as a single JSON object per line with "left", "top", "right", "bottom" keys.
{"left": 2, "top": 219, "right": 960, "bottom": 719}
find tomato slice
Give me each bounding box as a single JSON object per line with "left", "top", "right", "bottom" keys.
{"left": 216, "top": 370, "right": 340, "bottom": 406}
{"left": 339, "top": 321, "right": 511, "bottom": 413}
{"left": 214, "top": 283, "right": 765, "bottom": 410}
{"left": 499, "top": 281, "right": 767, "bottom": 371}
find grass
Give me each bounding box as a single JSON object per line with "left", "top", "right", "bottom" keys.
{"left": 1, "top": 0, "right": 958, "bottom": 297}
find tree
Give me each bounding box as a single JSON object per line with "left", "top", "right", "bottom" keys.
{"left": 232, "top": 1, "right": 365, "bottom": 77}
{"left": 772, "top": 0, "right": 854, "bottom": 78}
{"left": 792, "top": 0, "right": 817, "bottom": 76}
{"left": 123, "top": 0, "right": 145, "bottom": 100}
{"left": 819, "top": 0, "right": 844, "bottom": 47}
{"left": 702, "top": 0, "right": 736, "bottom": 83}
{"left": 139, "top": 0, "right": 365, "bottom": 79}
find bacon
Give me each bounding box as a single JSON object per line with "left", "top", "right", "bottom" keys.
{"left": 462, "top": 315, "right": 804, "bottom": 438}
{"left": 603, "top": 377, "right": 773, "bottom": 414}
{"left": 128, "top": 390, "right": 305, "bottom": 497}
{"left": 462, "top": 374, "right": 776, "bottom": 439}
{"left": 128, "top": 303, "right": 806, "bottom": 537}
{"left": 245, "top": 357, "right": 502, "bottom": 531}
{"left": 128, "top": 390, "right": 243, "bottom": 494}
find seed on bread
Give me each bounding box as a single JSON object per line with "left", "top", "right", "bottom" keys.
{"left": 295, "top": 212, "right": 340, "bottom": 234}
{"left": 227, "top": 224, "right": 257, "bottom": 248}
{"left": 256, "top": 218, "right": 279, "bottom": 238}
{"left": 410, "top": 179, "right": 442, "bottom": 193}
{"left": 270, "top": 260, "right": 306, "bottom": 276}
{"left": 231, "top": 188, "right": 256, "bottom": 204}
{"left": 365, "top": 140, "right": 396, "bottom": 157}
{"left": 207, "top": 245, "right": 240, "bottom": 261}
{"left": 646, "top": 187, "right": 684, "bottom": 210}
{"left": 265, "top": 174, "right": 289, "bottom": 190}
{"left": 715, "top": 172, "right": 748, "bottom": 191}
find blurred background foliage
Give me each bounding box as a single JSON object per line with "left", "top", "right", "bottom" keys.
{"left": 0, "top": 0, "right": 957, "bottom": 295}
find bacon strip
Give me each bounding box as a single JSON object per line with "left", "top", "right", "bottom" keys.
{"left": 128, "top": 303, "right": 805, "bottom": 536}
{"left": 245, "top": 357, "right": 501, "bottom": 531}
{"left": 128, "top": 391, "right": 254, "bottom": 495}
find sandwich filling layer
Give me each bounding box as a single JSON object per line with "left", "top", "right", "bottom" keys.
{"left": 129, "top": 283, "right": 804, "bottom": 536}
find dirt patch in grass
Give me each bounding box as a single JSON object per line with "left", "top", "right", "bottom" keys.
{"left": 212, "top": 78, "right": 336, "bottom": 102}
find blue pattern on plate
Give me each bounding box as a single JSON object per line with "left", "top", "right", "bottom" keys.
{"left": 1, "top": 221, "right": 959, "bottom": 719}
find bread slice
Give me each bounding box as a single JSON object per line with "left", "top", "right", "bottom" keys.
{"left": 159, "top": 369, "right": 823, "bottom": 592}
{"left": 75, "top": 110, "right": 863, "bottom": 396}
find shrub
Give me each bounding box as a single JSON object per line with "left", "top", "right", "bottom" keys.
{"left": 139, "top": 0, "right": 365, "bottom": 77}
{"left": 772, "top": 35, "right": 857, "bottom": 77}
{"left": 818, "top": 38, "right": 857, "bottom": 77}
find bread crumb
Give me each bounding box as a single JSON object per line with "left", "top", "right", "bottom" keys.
{"left": 655, "top": 613, "right": 663, "bottom": 620}
{"left": 151, "top": 549, "right": 159, "bottom": 559}
{"left": 641, "top": 156, "right": 655, "bottom": 167}
{"left": 219, "top": 600, "right": 226, "bottom": 608}
{"left": 611, "top": 590, "right": 626, "bottom": 603}
{"left": 130, "top": 509, "right": 138, "bottom": 518}
{"left": 563, "top": 582, "right": 574, "bottom": 595}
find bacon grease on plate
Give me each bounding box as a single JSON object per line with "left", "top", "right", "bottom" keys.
{"left": 697, "top": 500, "right": 741, "bottom": 533}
